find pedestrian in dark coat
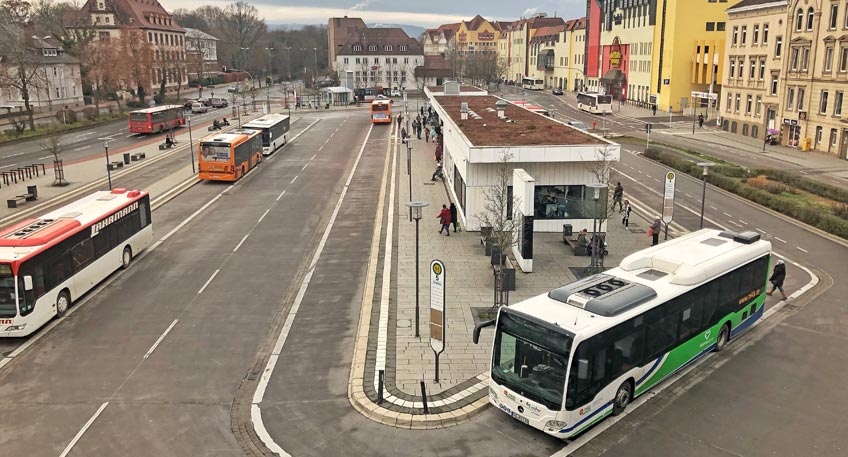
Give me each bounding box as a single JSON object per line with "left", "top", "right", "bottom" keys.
{"left": 650, "top": 218, "right": 661, "bottom": 246}
{"left": 449, "top": 203, "right": 459, "bottom": 232}
{"left": 767, "top": 259, "right": 788, "bottom": 300}
{"left": 437, "top": 204, "right": 451, "bottom": 236}
{"left": 612, "top": 182, "right": 624, "bottom": 212}
{"left": 652, "top": 104, "right": 657, "bottom": 116}
{"left": 698, "top": 113, "right": 705, "bottom": 128}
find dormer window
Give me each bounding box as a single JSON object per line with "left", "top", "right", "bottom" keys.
{"left": 399, "top": 45, "right": 407, "bottom": 52}
{"left": 353, "top": 45, "right": 362, "bottom": 52}
{"left": 384, "top": 45, "right": 392, "bottom": 51}
{"left": 369, "top": 45, "right": 377, "bottom": 52}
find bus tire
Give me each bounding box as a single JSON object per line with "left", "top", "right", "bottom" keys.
{"left": 714, "top": 323, "right": 731, "bottom": 352}
{"left": 56, "top": 290, "right": 71, "bottom": 317}
{"left": 612, "top": 380, "right": 632, "bottom": 416}
{"left": 121, "top": 246, "right": 133, "bottom": 269}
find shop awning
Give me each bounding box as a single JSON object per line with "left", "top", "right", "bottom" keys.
{"left": 601, "top": 69, "right": 627, "bottom": 85}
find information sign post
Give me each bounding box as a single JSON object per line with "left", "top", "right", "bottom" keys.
{"left": 662, "top": 171, "right": 676, "bottom": 240}
{"left": 429, "top": 260, "right": 446, "bottom": 383}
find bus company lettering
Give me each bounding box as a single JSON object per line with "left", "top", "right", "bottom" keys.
{"left": 738, "top": 288, "right": 761, "bottom": 306}
{"left": 91, "top": 202, "right": 139, "bottom": 236}
{"left": 0, "top": 319, "right": 11, "bottom": 325}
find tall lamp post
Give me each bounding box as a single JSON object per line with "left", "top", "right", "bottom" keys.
{"left": 313, "top": 47, "right": 318, "bottom": 87}
{"left": 186, "top": 115, "right": 195, "bottom": 173}
{"left": 104, "top": 141, "right": 112, "bottom": 190}
{"left": 697, "top": 162, "right": 714, "bottom": 229}
{"left": 405, "top": 139, "right": 414, "bottom": 221}
{"left": 265, "top": 47, "right": 274, "bottom": 113}
{"left": 405, "top": 201, "right": 430, "bottom": 338}
{"left": 240, "top": 47, "right": 250, "bottom": 77}
{"left": 586, "top": 183, "right": 607, "bottom": 274}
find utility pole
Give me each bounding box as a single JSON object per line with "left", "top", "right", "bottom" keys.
{"left": 265, "top": 47, "right": 274, "bottom": 113}
{"left": 313, "top": 47, "right": 318, "bottom": 87}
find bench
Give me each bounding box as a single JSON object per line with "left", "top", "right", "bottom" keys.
{"left": 158, "top": 142, "right": 176, "bottom": 150}
{"left": 130, "top": 152, "right": 146, "bottom": 161}
{"left": 7, "top": 185, "right": 37, "bottom": 208}
{"left": 107, "top": 161, "right": 123, "bottom": 171}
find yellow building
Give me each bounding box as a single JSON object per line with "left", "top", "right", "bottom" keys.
{"left": 454, "top": 15, "right": 500, "bottom": 56}
{"left": 650, "top": 0, "right": 728, "bottom": 112}
{"left": 557, "top": 18, "right": 587, "bottom": 92}
{"left": 596, "top": 1, "right": 655, "bottom": 107}
{"left": 502, "top": 15, "right": 566, "bottom": 83}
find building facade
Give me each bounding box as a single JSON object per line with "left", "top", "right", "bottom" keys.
{"left": 528, "top": 25, "right": 563, "bottom": 88}
{"left": 597, "top": 0, "right": 657, "bottom": 106}
{"left": 721, "top": 0, "right": 788, "bottom": 143}
{"left": 184, "top": 28, "right": 219, "bottom": 80}
{"left": 328, "top": 16, "right": 367, "bottom": 69}
{"left": 334, "top": 25, "right": 424, "bottom": 91}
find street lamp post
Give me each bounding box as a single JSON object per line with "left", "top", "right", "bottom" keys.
{"left": 240, "top": 47, "right": 250, "bottom": 77}
{"left": 313, "top": 47, "right": 318, "bottom": 87}
{"left": 405, "top": 201, "right": 430, "bottom": 338}
{"left": 697, "top": 162, "right": 714, "bottom": 229}
{"left": 586, "top": 183, "right": 606, "bottom": 274}
{"left": 104, "top": 141, "right": 112, "bottom": 190}
{"left": 187, "top": 115, "right": 195, "bottom": 173}
{"left": 406, "top": 139, "right": 414, "bottom": 221}
{"left": 265, "top": 47, "right": 274, "bottom": 113}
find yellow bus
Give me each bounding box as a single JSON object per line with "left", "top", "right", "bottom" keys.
{"left": 370, "top": 99, "right": 392, "bottom": 124}
{"left": 198, "top": 128, "right": 263, "bottom": 181}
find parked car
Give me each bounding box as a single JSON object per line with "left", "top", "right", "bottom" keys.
{"left": 568, "top": 120, "right": 588, "bottom": 132}
{"left": 183, "top": 99, "right": 196, "bottom": 109}
{"left": 227, "top": 85, "right": 240, "bottom": 93}
{"left": 211, "top": 98, "right": 227, "bottom": 108}
{"left": 191, "top": 101, "right": 208, "bottom": 113}
{"left": 552, "top": 88, "right": 564, "bottom": 96}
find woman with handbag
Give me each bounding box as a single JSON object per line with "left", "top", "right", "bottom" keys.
{"left": 649, "top": 218, "right": 661, "bottom": 246}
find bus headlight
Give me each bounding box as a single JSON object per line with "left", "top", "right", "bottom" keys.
{"left": 544, "top": 420, "right": 567, "bottom": 432}
{"left": 5, "top": 324, "right": 26, "bottom": 332}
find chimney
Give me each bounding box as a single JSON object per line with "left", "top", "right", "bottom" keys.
{"left": 496, "top": 99, "right": 507, "bottom": 119}
{"left": 460, "top": 102, "right": 468, "bottom": 120}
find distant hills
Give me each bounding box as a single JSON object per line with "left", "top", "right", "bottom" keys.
{"left": 268, "top": 22, "right": 427, "bottom": 38}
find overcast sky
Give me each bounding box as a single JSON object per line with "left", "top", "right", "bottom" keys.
{"left": 160, "top": 0, "right": 588, "bottom": 28}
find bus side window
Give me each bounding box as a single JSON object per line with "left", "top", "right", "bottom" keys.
{"left": 700, "top": 281, "right": 720, "bottom": 329}
{"left": 644, "top": 302, "right": 680, "bottom": 361}
{"left": 718, "top": 268, "right": 742, "bottom": 315}
{"left": 678, "top": 292, "right": 704, "bottom": 342}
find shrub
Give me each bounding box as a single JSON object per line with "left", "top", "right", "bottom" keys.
{"left": 81, "top": 106, "right": 98, "bottom": 121}
{"left": 833, "top": 203, "right": 848, "bottom": 220}
{"left": 125, "top": 100, "right": 145, "bottom": 108}
{"left": 756, "top": 168, "right": 848, "bottom": 203}
{"left": 55, "top": 108, "right": 77, "bottom": 124}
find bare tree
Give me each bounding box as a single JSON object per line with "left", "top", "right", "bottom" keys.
{"left": 583, "top": 144, "right": 619, "bottom": 225}
{"left": 476, "top": 151, "right": 523, "bottom": 261}
{"left": 38, "top": 127, "right": 67, "bottom": 185}
{"left": 84, "top": 39, "right": 121, "bottom": 111}
{"left": 0, "top": 2, "right": 44, "bottom": 130}
{"left": 117, "top": 26, "right": 154, "bottom": 102}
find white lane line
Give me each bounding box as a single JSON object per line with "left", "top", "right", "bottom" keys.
{"left": 252, "top": 123, "right": 374, "bottom": 455}
{"left": 318, "top": 145, "right": 324, "bottom": 151}
{"left": 257, "top": 209, "right": 270, "bottom": 224}
{"left": 301, "top": 163, "right": 308, "bottom": 171}
{"left": 729, "top": 220, "right": 743, "bottom": 228}
{"left": 311, "top": 153, "right": 317, "bottom": 160}
{"left": 73, "top": 146, "right": 90, "bottom": 151}
{"left": 722, "top": 212, "right": 732, "bottom": 217}
{"left": 709, "top": 205, "right": 718, "bottom": 210}
{"left": 197, "top": 269, "right": 220, "bottom": 294}
{"left": 774, "top": 237, "right": 787, "bottom": 243}
{"left": 58, "top": 402, "right": 109, "bottom": 457}
{"left": 797, "top": 246, "right": 809, "bottom": 253}
{"left": 0, "top": 164, "right": 16, "bottom": 170}
{"left": 149, "top": 185, "right": 233, "bottom": 251}
{"left": 756, "top": 228, "right": 767, "bottom": 234}
{"left": 290, "top": 175, "right": 298, "bottom": 184}
{"left": 738, "top": 219, "right": 749, "bottom": 225}
{"left": 685, "top": 193, "right": 694, "bottom": 198}
{"left": 653, "top": 178, "right": 661, "bottom": 183}
{"left": 143, "top": 319, "right": 179, "bottom": 359}
{"left": 637, "top": 170, "right": 643, "bottom": 174}
{"left": 37, "top": 155, "right": 52, "bottom": 160}
{"left": 276, "top": 190, "right": 286, "bottom": 201}
{"left": 125, "top": 134, "right": 135, "bottom": 138}
{"left": 324, "top": 138, "right": 330, "bottom": 144}
{"left": 233, "top": 234, "right": 250, "bottom": 252}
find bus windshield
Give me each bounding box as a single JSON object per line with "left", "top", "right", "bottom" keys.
{"left": 200, "top": 143, "right": 231, "bottom": 162}
{"left": 0, "top": 264, "right": 16, "bottom": 318}
{"left": 493, "top": 309, "right": 572, "bottom": 410}
{"left": 598, "top": 95, "right": 612, "bottom": 104}
{"left": 129, "top": 113, "right": 148, "bottom": 122}
{"left": 372, "top": 104, "right": 389, "bottom": 111}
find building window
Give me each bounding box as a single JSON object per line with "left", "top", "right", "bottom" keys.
{"left": 746, "top": 95, "right": 753, "bottom": 114}
{"left": 759, "top": 59, "right": 766, "bottom": 80}
{"left": 343, "top": 58, "right": 348, "bottom": 64}
{"left": 771, "top": 75, "right": 779, "bottom": 95}
{"left": 369, "top": 45, "right": 377, "bottom": 52}
{"left": 533, "top": 185, "right": 605, "bottom": 220}
{"left": 841, "top": 46, "right": 848, "bottom": 71}
{"left": 717, "top": 22, "right": 726, "bottom": 31}
{"left": 798, "top": 88, "right": 806, "bottom": 110}
{"left": 384, "top": 45, "right": 392, "bottom": 51}
{"left": 787, "top": 87, "right": 795, "bottom": 110}
{"left": 816, "top": 126, "right": 823, "bottom": 144}
{"left": 735, "top": 94, "right": 741, "bottom": 112}
{"left": 730, "top": 60, "right": 736, "bottom": 79}
{"left": 835, "top": 91, "right": 844, "bottom": 116}
{"left": 353, "top": 45, "right": 362, "bottom": 52}
{"left": 775, "top": 36, "right": 783, "bottom": 57}
{"left": 741, "top": 26, "right": 747, "bottom": 45}
{"left": 825, "top": 47, "right": 834, "bottom": 72}
{"left": 753, "top": 25, "right": 759, "bottom": 44}
{"left": 791, "top": 47, "right": 799, "bottom": 70}
{"left": 400, "top": 45, "right": 407, "bottom": 52}
{"left": 732, "top": 26, "right": 738, "bottom": 45}
{"left": 756, "top": 95, "right": 762, "bottom": 115}
{"left": 796, "top": 9, "right": 804, "bottom": 31}
{"left": 726, "top": 93, "right": 732, "bottom": 112}
{"left": 750, "top": 59, "right": 756, "bottom": 79}
{"left": 832, "top": 128, "right": 839, "bottom": 146}
{"left": 822, "top": 90, "right": 831, "bottom": 114}
{"left": 803, "top": 47, "right": 810, "bottom": 70}
{"left": 763, "top": 23, "right": 769, "bottom": 44}
{"left": 706, "top": 22, "right": 715, "bottom": 31}
{"left": 808, "top": 7, "right": 815, "bottom": 31}
{"left": 832, "top": 3, "right": 840, "bottom": 29}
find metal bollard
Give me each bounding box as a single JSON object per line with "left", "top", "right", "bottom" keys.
{"left": 377, "top": 370, "right": 384, "bottom": 405}
{"left": 420, "top": 381, "right": 429, "bottom": 414}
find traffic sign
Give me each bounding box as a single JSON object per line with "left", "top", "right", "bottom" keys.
{"left": 662, "top": 171, "right": 675, "bottom": 224}
{"left": 429, "top": 260, "right": 446, "bottom": 355}
{"left": 645, "top": 123, "right": 652, "bottom": 133}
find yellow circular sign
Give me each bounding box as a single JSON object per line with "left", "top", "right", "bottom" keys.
{"left": 666, "top": 172, "right": 675, "bottom": 180}
{"left": 432, "top": 263, "right": 442, "bottom": 275}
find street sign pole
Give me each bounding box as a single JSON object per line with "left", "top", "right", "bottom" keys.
{"left": 429, "top": 260, "right": 446, "bottom": 383}
{"left": 662, "top": 171, "right": 676, "bottom": 240}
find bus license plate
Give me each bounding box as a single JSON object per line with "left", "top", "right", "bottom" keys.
{"left": 511, "top": 411, "right": 529, "bottom": 425}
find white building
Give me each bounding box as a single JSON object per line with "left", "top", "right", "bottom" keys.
{"left": 335, "top": 27, "right": 424, "bottom": 91}
{"left": 426, "top": 84, "right": 620, "bottom": 235}
{"left": 184, "top": 28, "right": 219, "bottom": 79}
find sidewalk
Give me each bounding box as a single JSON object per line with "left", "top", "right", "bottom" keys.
{"left": 350, "top": 121, "right": 665, "bottom": 428}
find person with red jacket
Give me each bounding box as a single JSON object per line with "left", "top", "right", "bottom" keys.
{"left": 437, "top": 204, "right": 451, "bottom": 236}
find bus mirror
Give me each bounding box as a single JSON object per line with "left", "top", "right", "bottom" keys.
{"left": 577, "top": 359, "right": 589, "bottom": 380}
{"left": 23, "top": 275, "right": 33, "bottom": 291}
{"left": 472, "top": 319, "right": 496, "bottom": 344}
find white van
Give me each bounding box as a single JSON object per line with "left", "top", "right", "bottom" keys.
{"left": 191, "top": 102, "right": 208, "bottom": 113}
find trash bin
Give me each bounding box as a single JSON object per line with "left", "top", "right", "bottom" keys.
{"left": 123, "top": 153, "right": 131, "bottom": 165}
{"left": 563, "top": 224, "right": 573, "bottom": 241}
{"left": 801, "top": 137, "right": 812, "bottom": 151}
{"left": 325, "top": 103, "right": 330, "bottom": 109}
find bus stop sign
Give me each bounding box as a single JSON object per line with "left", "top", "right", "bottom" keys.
{"left": 662, "top": 171, "right": 675, "bottom": 224}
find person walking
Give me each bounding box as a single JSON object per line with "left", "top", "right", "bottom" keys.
{"left": 435, "top": 143, "right": 443, "bottom": 163}
{"left": 401, "top": 126, "right": 408, "bottom": 143}
{"left": 652, "top": 104, "right": 657, "bottom": 116}
{"left": 449, "top": 203, "right": 460, "bottom": 232}
{"left": 649, "top": 218, "right": 661, "bottom": 246}
{"left": 766, "top": 259, "right": 789, "bottom": 300}
{"left": 437, "top": 204, "right": 451, "bottom": 236}
{"left": 621, "top": 199, "right": 632, "bottom": 227}
{"left": 396, "top": 113, "right": 403, "bottom": 127}
{"left": 425, "top": 127, "right": 430, "bottom": 143}
{"left": 612, "top": 182, "right": 624, "bottom": 212}
{"left": 413, "top": 118, "right": 421, "bottom": 139}
{"left": 698, "top": 113, "right": 705, "bottom": 129}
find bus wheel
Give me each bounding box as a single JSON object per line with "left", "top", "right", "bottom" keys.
{"left": 612, "top": 381, "right": 632, "bottom": 416}
{"left": 715, "top": 324, "right": 731, "bottom": 352}
{"left": 121, "top": 246, "right": 133, "bottom": 269}
{"left": 56, "top": 290, "right": 71, "bottom": 317}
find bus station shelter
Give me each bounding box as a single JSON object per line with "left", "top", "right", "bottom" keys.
{"left": 320, "top": 87, "right": 354, "bottom": 106}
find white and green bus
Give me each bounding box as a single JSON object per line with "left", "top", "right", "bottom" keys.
{"left": 473, "top": 229, "right": 772, "bottom": 438}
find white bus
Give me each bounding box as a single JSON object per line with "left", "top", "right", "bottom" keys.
{"left": 577, "top": 92, "right": 613, "bottom": 114}
{"left": 242, "top": 114, "right": 290, "bottom": 155}
{"left": 522, "top": 77, "right": 545, "bottom": 90}
{"left": 0, "top": 189, "right": 153, "bottom": 337}
{"left": 473, "top": 229, "right": 771, "bottom": 438}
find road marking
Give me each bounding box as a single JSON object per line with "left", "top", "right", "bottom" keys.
{"left": 653, "top": 178, "right": 661, "bottom": 183}
{"left": 73, "top": 146, "right": 90, "bottom": 151}
{"left": 709, "top": 205, "right": 718, "bottom": 210}
{"left": 36, "top": 155, "right": 52, "bottom": 160}
{"left": 252, "top": 123, "right": 374, "bottom": 455}
{"left": 290, "top": 175, "right": 298, "bottom": 184}
{"left": 729, "top": 220, "right": 743, "bottom": 228}
{"left": 723, "top": 212, "right": 733, "bottom": 217}
{"left": 774, "top": 237, "right": 787, "bottom": 243}
{"left": 149, "top": 185, "right": 234, "bottom": 251}
{"left": 233, "top": 234, "right": 250, "bottom": 252}
{"left": 797, "top": 246, "right": 809, "bottom": 253}
{"left": 276, "top": 190, "right": 286, "bottom": 201}
{"left": 739, "top": 219, "right": 748, "bottom": 225}
{"left": 0, "top": 164, "right": 16, "bottom": 170}
{"left": 685, "top": 193, "right": 694, "bottom": 198}
{"left": 301, "top": 163, "right": 308, "bottom": 171}
{"left": 143, "top": 319, "right": 179, "bottom": 359}
{"left": 324, "top": 138, "right": 330, "bottom": 144}
{"left": 4, "top": 151, "right": 26, "bottom": 157}
{"left": 257, "top": 209, "right": 270, "bottom": 224}
{"left": 197, "top": 269, "right": 220, "bottom": 294}
{"left": 311, "top": 153, "right": 317, "bottom": 160}
{"left": 59, "top": 402, "right": 109, "bottom": 457}
{"left": 756, "top": 228, "right": 767, "bottom": 234}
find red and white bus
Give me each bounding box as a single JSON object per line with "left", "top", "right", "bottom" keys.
{"left": 371, "top": 99, "right": 392, "bottom": 124}
{"left": 128, "top": 105, "right": 185, "bottom": 133}
{"left": 0, "top": 189, "right": 153, "bottom": 337}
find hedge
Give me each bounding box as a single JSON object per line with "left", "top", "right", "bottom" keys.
{"left": 645, "top": 147, "right": 848, "bottom": 239}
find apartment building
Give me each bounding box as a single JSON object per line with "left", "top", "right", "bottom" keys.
{"left": 721, "top": 0, "right": 787, "bottom": 142}
{"left": 334, "top": 25, "right": 424, "bottom": 91}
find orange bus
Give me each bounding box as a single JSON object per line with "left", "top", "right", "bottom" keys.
{"left": 128, "top": 105, "right": 185, "bottom": 133}
{"left": 198, "top": 129, "right": 263, "bottom": 181}
{"left": 370, "top": 99, "right": 392, "bottom": 124}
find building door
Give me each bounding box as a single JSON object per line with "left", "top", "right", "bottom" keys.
{"left": 785, "top": 124, "right": 800, "bottom": 147}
